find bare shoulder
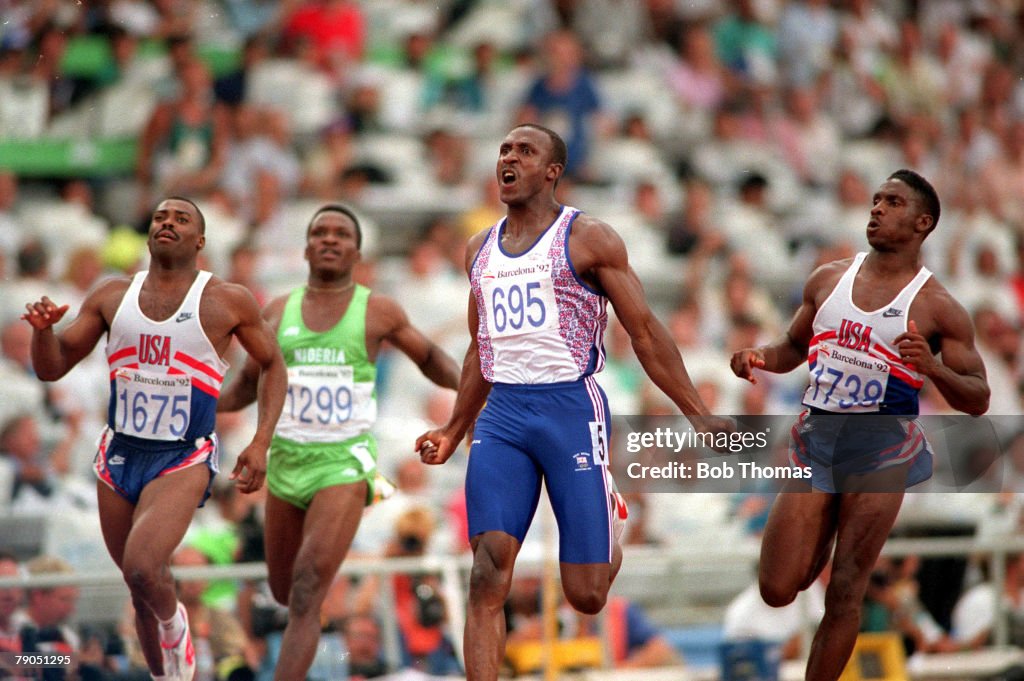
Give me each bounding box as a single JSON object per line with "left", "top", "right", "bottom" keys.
{"left": 90, "top": 274, "right": 133, "bottom": 299}
{"left": 86, "top": 275, "right": 133, "bottom": 316}
{"left": 571, "top": 212, "right": 620, "bottom": 240}
{"left": 365, "top": 290, "right": 411, "bottom": 346}
{"left": 804, "top": 258, "right": 852, "bottom": 297}
{"left": 202, "top": 277, "right": 263, "bottom": 324}
{"left": 366, "top": 291, "right": 406, "bottom": 324}
{"left": 917, "top": 276, "right": 972, "bottom": 335}
{"left": 568, "top": 213, "right": 627, "bottom": 271}
{"left": 810, "top": 258, "right": 853, "bottom": 283}
{"left": 260, "top": 292, "right": 290, "bottom": 328}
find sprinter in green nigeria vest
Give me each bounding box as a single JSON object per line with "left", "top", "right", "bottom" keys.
{"left": 270, "top": 282, "right": 379, "bottom": 507}
{"left": 217, "top": 205, "right": 460, "bottom": 681}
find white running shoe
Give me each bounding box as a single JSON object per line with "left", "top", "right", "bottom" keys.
{"left": 371, "top": 471, "right": 397, "bottom": 505}
{"left": 160, "top": 603, "right": 195, "bottom": 681}
{"left": 602, "top": 466, "right": 626, "bottom": 540}
{"left": 611, "top": 490, "right": 628, "bottom": 542}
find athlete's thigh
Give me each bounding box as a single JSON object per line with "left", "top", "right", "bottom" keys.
{"left": 96, "top": 480, "right": 136, "bottom": 569}
{"left": 124, "top": 464, "right": 210, "bottom": 565}
{"left": 264, "top": 492, "right": 306, "bottom": 603}
{"left": 534, "top": 388, "right": 612, "bottom": 565}
{"left": 296, "top": 482, "right": 367, "bottom": 576}
{"left": 832, "top": 492, "right": 904, "bottom": 585}
{"left": 542, "top": 446, "right": 612, "bottom": 565}
{"left": 760, "top": 490, "right": 839, "bottom": 593}
{"left": 466, "top": 425, "right": 543, "bottom": 544}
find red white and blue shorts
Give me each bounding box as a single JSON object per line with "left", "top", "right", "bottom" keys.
{"left": 93, "top": 426, "right": 219, "bottom": 506}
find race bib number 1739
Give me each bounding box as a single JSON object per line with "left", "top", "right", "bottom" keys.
{"left": 805, "top": 342, "right": 889, "bottom": 412}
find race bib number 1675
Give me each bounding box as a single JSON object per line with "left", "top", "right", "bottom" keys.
{"left": 114, "top": 368, "right": 191, "bottom": 440}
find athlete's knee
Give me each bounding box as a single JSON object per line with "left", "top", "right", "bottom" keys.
{"left": 288, "top": 560, "right": 330, "bottom": 618}
{"left": 122, "top": 557, "right": 170, "bottom": 596}
{"left": 468, "top": 544, "right": 515, "bottom": 606}
{"left": 565, "top": 588, "right": 607, "bottom": 616}
{"left": 759, "top": 576, "right": 798, "bottom": 608}
{"left": 822, "top": 564, "right": 868, "bottom": 617}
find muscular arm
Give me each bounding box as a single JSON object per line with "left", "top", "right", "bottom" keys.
{"left": 417, "top": 230, "right": 493, "bottom": 464}
{"left": 221, "top": 285, "right": 287, "bottom": 446}
{"left": 216, "top": 284, "right": 286, "bottom": 492}
{"left": 896, "top": 290, "right": 990, "bottom": 416}
{"left": 23, "top": 279, "right": 127, "bottom": 381}
{"left": 578, "top": 218, "right": 711, "bottom": 417}
{"left": 371, "top": 295, "right": 460, "bottom": 390}
{"left": 217, "top": 296, "right": 286, "bottom": 413}
{"left": 731, "top": 263, "right": 841, "bottom": 382}
{"left": 417, "top": 293, "right": 492, "bottom": 464}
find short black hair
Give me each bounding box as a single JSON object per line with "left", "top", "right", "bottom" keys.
{"left": 512, "top": 123, "right": 568, "bottom": 169}
{"left": 887, "top": 169, "right": 940, "bottom": 231}
{"left": 307, "top": 204, "right": 363, "bottom": 249}
{"left": 163, "top": 195, "right": 206, "bottom": 234}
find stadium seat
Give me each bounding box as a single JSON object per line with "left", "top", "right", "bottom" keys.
{"left": 247, "top": 60, "right": 338, "bottom": 137}
{"left": 0, "top": 515, "right": 49, "bottom": 561}
{"left": 0, "top": 79, "right": 49, "bottom": 139}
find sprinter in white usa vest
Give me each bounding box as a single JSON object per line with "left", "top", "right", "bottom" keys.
{"left": 731, "top": 170, "right": 990, "bottom": 681}
{"left": 22, "top": 197, "right": 286, "bottom": 681}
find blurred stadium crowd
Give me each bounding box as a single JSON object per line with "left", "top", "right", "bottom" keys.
{"left": 3, "top": 0, "right": 1024, "bottom": 678}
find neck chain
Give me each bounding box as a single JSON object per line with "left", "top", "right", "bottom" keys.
{"left": 306, "top": 281, "right": 355, "bottom": 294}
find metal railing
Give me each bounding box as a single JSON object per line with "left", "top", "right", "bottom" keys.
{"left": 3, "top": 535, "right": 1024, "bottom": 669}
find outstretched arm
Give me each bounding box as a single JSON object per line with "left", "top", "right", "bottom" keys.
{"left": 373, "top": 295, "right": 460, "bottom": 390}
{"left": 575, "top": 217, "right": 726, "bottom": 434}
{"left": 221, "top": 285, "right": 287, "bottom": 493}
{"left": 416, "top": 292, "right": 491, "bottom": 465}
{"left": 730, "top": 263, "right": 837, "bottom": 383}
{"left": 22, "top": 280, "right": 126, "bottom": 381}
{"left": 895, "top": 293, "right": 989, "bottom": 416}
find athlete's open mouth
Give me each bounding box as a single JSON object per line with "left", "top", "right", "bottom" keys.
{"left": 501, "top": 170, "right": 516, "bottom": 185}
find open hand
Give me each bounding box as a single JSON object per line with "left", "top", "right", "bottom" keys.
{"left": 22, "top": 296, "right": 70, "bottom": 330}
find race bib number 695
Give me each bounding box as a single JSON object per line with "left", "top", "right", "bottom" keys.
{"left": 481, "top": 273, "right": 557, "bottom": 339}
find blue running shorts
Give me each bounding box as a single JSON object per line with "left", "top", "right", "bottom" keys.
{"left": 93, "top": 427, "right": 219, "bottom": 506}
{"left": 789, "top": 409, "right": 932, "bottom": 493}
{"left": 466, "top": 376, "right": 616, "bottom": 564}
